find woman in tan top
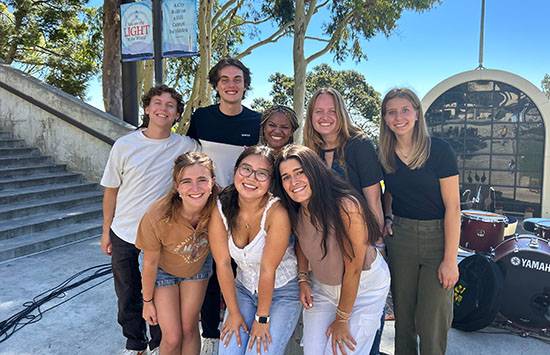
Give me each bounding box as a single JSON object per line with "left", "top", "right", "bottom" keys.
{"left": 136, "top": 152, "right": 220, "bottom": 355}
{"left": 274, "top": 144, "right": 390, "bottom": 355}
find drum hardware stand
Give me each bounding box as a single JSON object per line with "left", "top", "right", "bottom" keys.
{"left": 529, "top": 238, "right": 539, "bottom": 249}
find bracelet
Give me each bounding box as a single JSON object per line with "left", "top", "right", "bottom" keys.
{"left": 335, "top": 307, "right": 351, "bottom": 321}
{"left": 143, "top": 297, "right": 154, "bottom": 303}
{"left": 297, "top": 271, "right": 310, "bottom": 284}
{"left": 384, "top": 215, "right": 393, "bottom": 221}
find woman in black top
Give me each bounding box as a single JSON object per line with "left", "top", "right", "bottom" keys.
{"left": 303, "top": 87, "right": 384, "bottom": 233}
{"left": 378, "top": 88, "right": 460, "bottom": 355}
{"left": 303, "top": 87, "right": 386, "bottom": 355}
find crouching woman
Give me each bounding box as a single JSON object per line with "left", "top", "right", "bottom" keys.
{"left": 136, "top": 152, "right": 219, "bottom": 355}
{"left": 275, "top": 144, "right": 390, "bottom": 355}
{"left": 208, "top": 145, "right": 301, "bottom": 355}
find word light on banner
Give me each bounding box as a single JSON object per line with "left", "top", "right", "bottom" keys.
{"left": 121, "top": 1, "right": 154, "bottom": 62}
{"left": 161, "top": 0, "right": 198, "bottom": 58}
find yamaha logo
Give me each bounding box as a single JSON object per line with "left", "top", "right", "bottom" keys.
{"left": 510, "top": 257, "right": 550, "bottom": 272}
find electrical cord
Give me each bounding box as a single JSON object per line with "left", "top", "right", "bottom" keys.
{"left": 477, "top": 320, "right": 550, "bottom": 345}
{"left": 0, "top": 263, "right": 112, "bottom": 343}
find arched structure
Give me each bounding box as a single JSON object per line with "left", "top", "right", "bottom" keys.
{"left": 422, "top": 69, "right": 550, "bottom": 217}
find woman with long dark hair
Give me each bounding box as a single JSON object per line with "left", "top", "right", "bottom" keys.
{"left": 136, "top": 152, "right": 220, "bottom": 355}
{"left": 274, "top": 144, "right": 390, "bottom": 355}
{"left": 208, "top": 145, "right": 301, "bottom": 355}
{"left": 378, "top": 88, "right": 460, "bottom": 355}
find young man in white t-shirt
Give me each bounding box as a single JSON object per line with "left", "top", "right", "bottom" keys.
{"left": 100, "top": 85, "right": 198, "bottom": 355}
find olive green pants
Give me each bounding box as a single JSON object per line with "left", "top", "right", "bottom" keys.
{"left": 386, "top": 216, "right": 453, "bottom": 355}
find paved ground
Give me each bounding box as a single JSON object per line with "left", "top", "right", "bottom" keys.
{"left": 0, "top": 238, "right": 549, "bottom": 355}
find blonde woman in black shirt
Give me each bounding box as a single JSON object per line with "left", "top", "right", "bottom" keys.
{"left": 378, "top": 88, "right": 460, "bottom": 355}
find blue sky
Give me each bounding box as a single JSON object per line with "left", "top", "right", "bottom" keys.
{"left": 86, "top": 0, "right": 550, "bottom": 110}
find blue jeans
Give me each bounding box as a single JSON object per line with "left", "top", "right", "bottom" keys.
{"left": 219, "top": 278, "right": 302, "bottom": 355}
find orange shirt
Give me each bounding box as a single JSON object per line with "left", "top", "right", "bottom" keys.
{"left": 136, "top": 200, "right": 209, "bottom": 278}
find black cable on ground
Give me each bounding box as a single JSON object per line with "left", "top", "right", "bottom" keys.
{"left": 0, "top": 263, "right": 112, "bottom": 344}
{"left": 476, "top": 321, "right": 550, "bottom": 345}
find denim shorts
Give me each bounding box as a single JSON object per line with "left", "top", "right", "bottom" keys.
{"left": 155, "top": 254, "right": 213, "bottom": 287}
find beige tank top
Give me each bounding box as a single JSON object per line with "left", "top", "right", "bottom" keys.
{"left": 295, "top": 208, "right": 376, "bottom": 286}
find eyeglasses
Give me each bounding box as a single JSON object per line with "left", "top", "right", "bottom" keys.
{"left": 237, "top": 164, "right": 271, "bottom": 182}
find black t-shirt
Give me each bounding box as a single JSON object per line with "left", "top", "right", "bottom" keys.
{"left": 323, "top": 134, "right": 383, "bottom": 194}
{"left": 383, "top": 137, "right": 458, "bottom": 220}
{"left": 186, "top": 104, "right": 261, "bottom": 187}
{"left": 187, "top": 104, "right": 260, "bottom": 146}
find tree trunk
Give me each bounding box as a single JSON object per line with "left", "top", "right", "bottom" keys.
{"left": 137, "top": 60, "right": 154, "bottom": 100}
{"left": 102, "top": 0, "right": 123, "bottom": 118}
{"left": 292, "top": 0, "right": 307, "bottom": 143}
{"left": 178, "top": 0, "right": 213, "bottom": 134}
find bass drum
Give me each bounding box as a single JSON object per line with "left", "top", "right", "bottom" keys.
{"left": 493, "top": 235, "right": 550, "bottom": 330}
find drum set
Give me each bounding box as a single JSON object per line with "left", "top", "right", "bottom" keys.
{"left": 458, "top": 210, "right": 550, "bottom": 335}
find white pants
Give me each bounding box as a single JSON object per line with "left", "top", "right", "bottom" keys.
{"left": 302, "top": 251, "right": 391, "bottom": 355}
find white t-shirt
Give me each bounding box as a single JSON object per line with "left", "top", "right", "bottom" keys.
{"left": 200, "top": 140, "right": 244, "bottom": 188}
{"left": 101, "top": 130, "right": 199, "bottom": 244}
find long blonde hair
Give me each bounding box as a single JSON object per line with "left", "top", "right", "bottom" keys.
{"left": 303, "top": 88, "right": 363, "bottom": 162}
{"left": 158, "top": 152, "right": 220, "bottom": 233}
{"left": 378, "top": 88, "right": 431, "bottom": 173}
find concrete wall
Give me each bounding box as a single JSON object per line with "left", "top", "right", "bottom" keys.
{"left": 422, "top": 68, "right": 550, "bottom": 217}
{"left": 0, "top": 65, "right": 134, "bottom": 182}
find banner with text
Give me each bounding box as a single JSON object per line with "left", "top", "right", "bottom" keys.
{"left": 121, "top": 1, "right": 154, "bottom": 62}
{"left": 161, "top": 0, "right": 198, "bottom": 58}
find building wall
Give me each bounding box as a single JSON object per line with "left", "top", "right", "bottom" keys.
{"left": 0, "top": 65, "right": 133, "bottom": 182}
{"left": 422, "top": 69, "right": 550, "bottom": 217}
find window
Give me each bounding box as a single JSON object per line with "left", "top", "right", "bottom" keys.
{"left": 426, "top": 80, "right": 545, "bottom": 216}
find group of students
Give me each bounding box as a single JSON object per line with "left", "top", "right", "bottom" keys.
{"left": 100, "top": 57, "right": 461, "bottom": 355}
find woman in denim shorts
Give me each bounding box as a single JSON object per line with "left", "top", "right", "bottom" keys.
{"left": 209, "top": 146, "right": 301, "bottom": 355}
{"left": 136, "top": 152, "right": 220, "bottom": 355}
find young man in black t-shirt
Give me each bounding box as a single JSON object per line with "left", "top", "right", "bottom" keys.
{"left": 187, "top": 58, "right": 260, "bottom": 354}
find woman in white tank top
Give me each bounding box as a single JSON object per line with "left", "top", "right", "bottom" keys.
{"left": 208, "top": 146, "right": 300, "bottom": 355}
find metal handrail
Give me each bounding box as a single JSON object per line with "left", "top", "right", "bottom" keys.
{"left": 0, "top": 81, "right": 115, "bottom": 146}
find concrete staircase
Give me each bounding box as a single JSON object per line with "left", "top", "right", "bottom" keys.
{"left": 0, "top": 129, "right": 103, "bottom": 262}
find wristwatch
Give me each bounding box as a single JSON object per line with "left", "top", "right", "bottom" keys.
{"left": 255, "top": 314, "right": 270, "bottom": 324}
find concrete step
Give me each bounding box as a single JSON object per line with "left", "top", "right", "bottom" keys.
{"left": 0, "top": 172, "right": 82, "bottom": 191}
{"left": 0, "top": 190, "right": 103, "bottom": 221}
{"left": 0, "top": 203, "right": 102, "bottom": 240}
{"left": 0, "top": 155, "right": 51, "bottom": 167}
{"left": 0, "top": 139, "right": 25, "bottom": 148}
{"left": 0, "top": 181, "right": 99, "bottom": 205}
{"left": 0, "top": 131, "right": 11, "bottom": 139}
{"left": 0, "top": 147, "right": 40, "bottom": 157}
{"left": 0, "top": 221, "right": 102, "bottom": 262}
{"left": 0, "top": 164, "right": 67, "bottom": 179}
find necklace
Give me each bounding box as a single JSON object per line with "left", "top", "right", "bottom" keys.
{"left": 396, "top": 146, "right": 411, "bottom": 159}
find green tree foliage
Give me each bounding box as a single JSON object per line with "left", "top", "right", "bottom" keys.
{"left": 542, "top": 74, "right": 550, "bottom": 99}
{"left": 0, "top": 0, "right": 102, "bottom": 98}
{"left": 252, "top": 63, "right": 381, "bottom": 137}
{"left": 258, "top": 0, "right": 440, "bottom": 123}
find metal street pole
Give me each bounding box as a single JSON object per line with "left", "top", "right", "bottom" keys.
{"left": 153, "top": 0, "right": 163, "bottom": 85}
{"left": 121, "top": 0, "right": 139, "bottom": 126}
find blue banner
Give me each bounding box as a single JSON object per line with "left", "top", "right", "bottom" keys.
{"left": 161, "top": 0, "right": 198, "bottom": 58}
{"left": 121, "top": 1, "right": 154, "bottom": 62}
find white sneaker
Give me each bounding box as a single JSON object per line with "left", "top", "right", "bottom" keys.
{"left": 120, "top": 350, "right": 146, "bottom": 355}
{"left": 200, "top": 338, "right": 219, "bottom": 355}
{"left": 147, "top": 347, "right": 160, "bottom": 355}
